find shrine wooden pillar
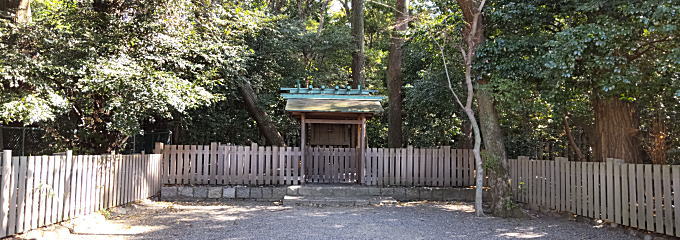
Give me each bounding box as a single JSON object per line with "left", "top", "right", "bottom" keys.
{"left": 300, "top": 113, "right": 306, "bottom": 184}
{"left": 357, "top": 115, "right": 367, "bottom": 184}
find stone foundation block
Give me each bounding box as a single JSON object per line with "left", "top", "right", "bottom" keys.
{"left": 261, "top": 187, "right": 273, "bottom": 199}
{"left": 287, "top": 186, "right": 300, "bottom": 195}
{"left": 208, "top": 187, "right": 222, "bottom": 199}
{"left": 179, "top": 187, "right": 193, "bottom": 198}
{"left": 272, "top": 187, "right": 287, "bottom": 199}
{"left": 381, "top": 187, "right": 395, "bottom": 197}
{"left": 236, "top": 186, "right": 250, "bottom": 198}
{"left": 250, "top": 187, "right": 263, "bottom": 199}
{"left": 194, "top": 187, "right": 208, "bottom": 198}
{"left": 368, "top": 187, "right": 381, "bottom": 196}
{"left": 431, "top": 188, "right": 446, "bottom": 201}
{"left": 405, "top": 188, "right": 419, "bottom": 200}
{"left": 418, "top": 188, "right": 433, "bottom": 200}
{"left": 223, "top": 187, "right": 236, "bottom": 198}
{"left": 161, "top": 187, "right": 178, "bottom": 198}
{"left": 392, "top": 188, "right": 406, "bottom": 200}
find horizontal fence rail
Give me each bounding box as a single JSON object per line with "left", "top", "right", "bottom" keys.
{"left": 0, "top": 151, "right": 161, "bottom": 238}
{"left": 510, "top": 157, "right": 680, "bottom": 237}
{"left": 160, "top": 143, "right": 476, "bottom": 187}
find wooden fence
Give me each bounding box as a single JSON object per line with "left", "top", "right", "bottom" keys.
{"left": 305, "top": 147, "right": 358, "bottom": 183}
{"left": 364, "top": 146, "right": 476, "bottom": 187}
{"left": 510, "top": 157, "right": 680, "bottom": 237}
{"left": 0, "top": 150, "right": 161, "bottom": 238}
{"left": 160, "top": 143, "right": 476, "bottom": 187}
{"left": 161, "top": 143, "right": 303, "bottom": 186}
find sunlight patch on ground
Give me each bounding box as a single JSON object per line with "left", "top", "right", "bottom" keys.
{"left": 495, "top": 227, "right": 546, "bottom": 239}
{"left": 434, "top": 203, "right": 476, "bottom": 213}
{"left": 496, "top": 231, "right": 546, "bottom": 238}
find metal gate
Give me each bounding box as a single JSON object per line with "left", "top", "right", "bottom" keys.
{"left": 304, "top": 147, "right": 359, "bottom": 183}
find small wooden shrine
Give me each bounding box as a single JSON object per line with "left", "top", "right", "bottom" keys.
{"left": 281, "top": 84, "right": 385, "bottom": 183}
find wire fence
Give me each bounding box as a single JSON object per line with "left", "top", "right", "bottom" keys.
{"left": 0, "top": 125, "right": 172, "bottom": 155}
{"left": 0, "top": 126, "right": 54, "bottom": 156}
{"left": 121, "top": 131, "right": 173, "bottom": 154}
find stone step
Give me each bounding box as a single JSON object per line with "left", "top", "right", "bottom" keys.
{"left": 283, "top": 195, "right": 397, "bottom": 207}
{"left": 286, "top": 185, "right": 381, "bottom": 197}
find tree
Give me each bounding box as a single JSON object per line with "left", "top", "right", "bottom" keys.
{"left": 386, "top": 0, "right": 408, "bottom": 147}
{"left": 350, "top": 0, "right": 365, "bottom": 87}
{"left": 437, "top": 0, "right": 486, "bottom": 216}
{"left": 0, "top": 0, "right": 32, "bottom": 23}
{"left": 237, "top": 79, "right": 286, "bottom": 146}
{"left": 449, "top": 0, "right": 517, "bottom": 217}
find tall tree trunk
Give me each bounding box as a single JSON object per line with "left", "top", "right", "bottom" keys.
{"left": 237, "top": 80, "right": 286, "bottom": 146}
{"left": 317, "top": 0, "right": 330, "bottom": 34}
{"left": 0, "top": 0, "right": 32, "bottom": 23}
{"left": 350, "top": 0, "right": 365, "bottom": 88}
{"left": 477, "top": 86, "right": 513, "bottom": 215}
{"left": 592, "top": 96, "right": 643, "bottom": 163}
{"left": 386, "top": 0, "right": 407, "bottom": 148}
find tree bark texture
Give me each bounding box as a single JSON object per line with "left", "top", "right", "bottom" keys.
{"left": 592, "top": 96, "right": 643, "bottom": 163}
{"left": 237, "top": 80, "right": 286, "bottom": 146}
{"left": 477, "top": 87, "right": 518, "bottom": 217}
{"left": 0, "top": 0, "right": 32, "bottom": 23}
{"left": 386, "top": 0, "right": 407, "bottom": 148}
{"left": 350, "top": 0, "right": 365, "bottom": 88}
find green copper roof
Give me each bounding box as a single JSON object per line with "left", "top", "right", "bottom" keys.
{"left": 281, "top": 94, "right": 385, "bottom": 100}
{"left": 281, "top": 83, "right": 385, "bottom": 113}
{"left": 285, "top": 99, "right": 383, "bottom": 113}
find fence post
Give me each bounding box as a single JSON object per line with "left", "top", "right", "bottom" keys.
{"left": 555, "top": 157, "right": 567, "bottom": 212}
{"left": 154, "top": 142, "right": 163, "bottom": 195}
{"left": 607, "top": 158, "right": 624, "bottom": 225}
{"left": 0, "top": 150, "right": 12, "bottom": 237}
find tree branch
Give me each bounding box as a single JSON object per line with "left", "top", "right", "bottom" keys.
{"left": 434, "top": 38, "right": 465, "bottom": 110}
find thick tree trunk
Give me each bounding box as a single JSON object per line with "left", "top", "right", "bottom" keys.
{"left": 350, "top": 0, "right": 365, "bottom": 88}
{"left": 386, "top": 0, "right": 407, "bottom": 148}
{"left": 0, "top": 0, "right": 32, "bottom": 23}
{"left": 478, "top": 86, "right": 521, "bottom": 217}
{"left": 237, "top": 80, "right": 286, "bottom": 146}
{"left": 592, "top": 96, "right": 643, "bottom": 163}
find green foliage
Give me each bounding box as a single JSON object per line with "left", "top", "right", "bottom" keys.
{"left": 2, "top": 0, "right": 676, "bottom": 160}
{"left": 478, "top": 0, "right": 680, "bottom": 159}
{"left": 0, "top": 0, "right": 239, "bottom": 152}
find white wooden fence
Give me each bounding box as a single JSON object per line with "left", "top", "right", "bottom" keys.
{"left": 160, "top": 143, "right": 476, "bottom": 187}
{"left": 510, "top": 157, "right": 680, "bottom": 237}
{"left": 0, "top": 150, "right": 161, "bottom": 238}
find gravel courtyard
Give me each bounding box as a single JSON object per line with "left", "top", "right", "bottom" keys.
{"left": 29, "top": 200, "right": 638, "bottom": 240}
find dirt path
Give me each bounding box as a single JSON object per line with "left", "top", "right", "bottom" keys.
{"left": 16, "top": 200, "right": 637, "bottom": 240}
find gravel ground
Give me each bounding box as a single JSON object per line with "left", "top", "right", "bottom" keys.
{"left": 41, "top": 200, "right": 637, "bottom": 240}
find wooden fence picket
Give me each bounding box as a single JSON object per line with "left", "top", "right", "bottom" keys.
{"left": 509, "top": 157, "right": 680, "bottom": 238}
